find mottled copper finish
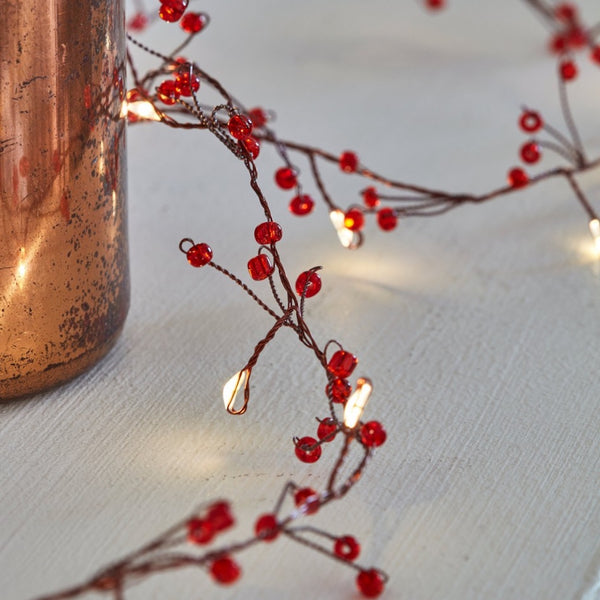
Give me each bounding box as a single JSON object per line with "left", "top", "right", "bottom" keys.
{"left": 0, "top": 0, "right": 129, "bottom": 399}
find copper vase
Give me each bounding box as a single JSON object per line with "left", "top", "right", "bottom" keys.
{"left": 0, "top": 0, "right": 129, "bottom": 399}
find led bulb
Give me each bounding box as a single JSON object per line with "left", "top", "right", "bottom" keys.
{"left": 589, "top": 218, "right": 600, "bottom": 254}
{"left": 343, "top": 377, "right": 373, "bottom": 429}
{"left": 222, "top": 369, "right": 249, "bottom": 414}
{"left": 125, "top": 99, "right": 161, "bottom": 121}
{"left": 329, "top": 209, "right": 362, "bottom": 250}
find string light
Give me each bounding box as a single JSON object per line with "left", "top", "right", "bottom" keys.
{"left": 222, "top": 369, "right": 250, "bottom": 414}
{"left": 329, "top": 209, "right": 362, "bottom": 249}
{"left": 589, "top": 218, "right": 600, "bottom": 254}
{"left": 343, "top": 377, "right": 373, "bottom": 429}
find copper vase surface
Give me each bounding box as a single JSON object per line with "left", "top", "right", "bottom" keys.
{"left": 0, "top": 0, "right": 129, "bottom": 399}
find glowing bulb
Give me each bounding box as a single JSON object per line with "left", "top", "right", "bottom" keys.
{"left": 343, "top": 377, "right": 373, "bottom": 429}
{"left": 589, "top": 218, "right": 600, "bottom": 254}
{"left": 222, "top": 369, "right": 250, "bottom": 414}
{"left": 329, "top": 209, "right": 362, "bottom": 250}
{"left": 16, "top": 247, "right": 27, "bottom": 282}
{"left": 125, "top": 100, "right": 161, "bottom": 122}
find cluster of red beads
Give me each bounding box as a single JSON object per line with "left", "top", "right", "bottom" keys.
{"left": 174, "top": 65, "right": 200, "bottom": 96}
{"left": 158, "top": 0, "right": 188, "bottom": 23}
{"left": 548, "top": 3, "right": 588, "bottom": 56}
{"left": 228, "top": 114, "right": 261, "bottom": 159}
{"left": 187, "top": 501, "right": 235, "bottom": 547}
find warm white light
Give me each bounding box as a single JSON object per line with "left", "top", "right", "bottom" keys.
{"left": 589, "top": 219, "right": 600, "bottom": 254}
{"left": 329, "top": 209, "right": 361, "bottom": 249}
{"left": 125, "top": 100, "right": 161, "bottom": 122}
{"left": 17, "top": 247, "right": 27, "bottom": 281}
{"left": 222, "top": 369, "right": 249, "bottom": 413}
{"left": 343, "top": 377, "right": 373, "bottom": 429}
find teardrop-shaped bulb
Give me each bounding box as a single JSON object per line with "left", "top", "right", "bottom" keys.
{"left": 343, "top": 377, "right": 373, "bottom": 429}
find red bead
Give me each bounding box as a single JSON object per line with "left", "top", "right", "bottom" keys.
{"left": 344, "top": 208, "right": 365, "bottom": 232}
{"left": 180, "top": 11, "right": 207, "bottom": 33}
{"left": 157, "top": 80, "right": 180, "bottom": 105}
{"left": 275, "top": 167, "right": 298, "bottom": 189}
{"left": 425, "top": 0, "right": 445, "bottom": 9}
{"left": 295, "top": 271, "right": 322, "bottom": 298}
{"left": 186, "top": 243, "right": 213, "bottom": 267}
{"left": 127, "top": 12, "right": 148, "bottom": 32}
{"left": 254, "top": 222, "right": 283, "bottom": 245}
{"left": 294, "top": 487, "right": 320, "bottom": 514}
{"left": 206, "top": 501, "right": 235, "bottom": 532}
{"left": 317, "top": 417, "right": 337, "bottom": 442}
{"left": 187, "top": 518, "right": 214, "bottom": 545}
{"left": 334, "top": 535, "right": 360, "bottom": 561}
{"left": 228, "top": 114, "right": 253, "bottom": 140}
{"left": 327, "top": 350, "right": 358, "bottom": 378}
{"left": 339, "top": 151, "right": 359, "bottom": 173}
{"left": 174, "top": 69, "right": 200, "bottom": 96}
{"left": 360, "top": 421, "right": 387, "bottom": 447}
{"left": 377, "top": 208, "right": 398, "bottom": 232}
{"left": 549, "top": 33, "right": 567, "bottom": 54}
{"left": 254, "top": 513, "right": 279, "bottom": 541}
{"left": 210, "top": 556, "right": 241, "bottom": 585}
{"left": 560, "top": 59, "right": 578, "bottom": 81}
{"left": 241, "top": 136, "right": 260, "bottom": 159}
{"left": 520, "top": 141, "right": 541, "bottom": 164}
{"left": 294, "top": 436, "right": 322, "bottom": 463}
{"left": 248, "top": 254, "right": 274, "bottom": 281}
{"left": 326, "top": 378, "right": 351, "bottom": 404}
{"left": 507, "top": 167, "right": 529, "bottom": 189}
{"left": 362, "top": 187, "right": 380, "bottom": 208}
{"left": 592, "top": 46, "right": 600, "bottom": 65}
{"left": 519, "top": 110, "right": 543, "bottom": 133}
{"left": 555, "top": 3, "right": 577, "bottom": 22}
{"left": 566, "top": 26, "right": 587, "bottom": 49}
{"left": 248, "top": 107, "right": 268, "bottom": 128}
{"left": 289, "top": 194, "right": 314, "bottom": 216}
{"left": 357, "top": 569, "right": 385, "bottom": 598}
{"left": 158, "top": 0, "right": 188, "bottom": 23}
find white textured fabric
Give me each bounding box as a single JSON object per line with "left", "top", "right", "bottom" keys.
{"left": 2, "top": 2, "right": 600, "bottom": 599}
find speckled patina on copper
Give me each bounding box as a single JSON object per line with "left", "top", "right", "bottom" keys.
{"left": 0, "top": 0, "right": 129, "bottom": 399}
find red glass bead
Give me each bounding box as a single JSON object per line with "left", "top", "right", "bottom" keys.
{"left": 294, "top": 487, "right": 320, "bottom": 514}
{"left": 295, "top": 271, "right": 322, "bottom": 298}
{"left": 327, "top": 350, "right": 358, "bottom": 378}
{"left": 339, "top": 151, "right": 359, "bottom": 173}
{"left": 362, "top": 187, "right": 380, "bottom": 208}
{"left": 560, "top": 59, "right": 578, "bottom": 81}
{"left": 507, "top": 167, "right": 529, "bottom": 189}
{"left": 248, "top": 254, "right": 274, "bottom": 281}
{"left": 157, "top": 80, "right": 180, "bottom": 105}
{"left": 210, "top": 556, "right": 241, "bottom": 585}
{"left": 174, "top": 70, "right": 200, "bottom": 96}
{"left": 425, "top": 0, "right": 445, "bottom": 9}
{"left": 377, "top": 208, "right": 398, "bottom": 232}
{"left": 275, "top": 167, "right": 298, "bottom": 189}
{"left": 254, "top": 221, "right": 283, "bottom": 245}
{"left": 549, "top": 33, "right": 567, "bottom": 54}
{"left": 187, "top": 518, "right": 214, "bottom": 545}
{"left": 519, "top": 110, "right": 543, "bottom": 133}
{"left": 254, "top": 513, "right": 279, "bottom": 541}
{"left": 360, "top": 421, "right": 387, "bottom": 447}
{"left": 127, "top": 12, "right": 148, "bottom": 32}
{"left": 592, "top": 46, "right": 600, "bottom": 65}
{"left": 228, "top": 114, "right": 253, "bottom": 140}
{"left": 566, "top": 26, "right": 587, "bottom": 49}
{"left": 294, "top": 436, "right": 322, "bottom": 463}
{"left": 555, "top": 3, "right": 577, "bottom": 22}
{"left": 317, "top": 417, "right": 337, "bottom": 442}
{"left": 289, "top": 194, "right": 314, "bottom": 216}
{"left": 180, "top": 11, "right": 207, "bottom": 34}
{"left": 326, "top": 378, "right": 351, "bottom": 404}
{"left": 158, "top": 0, "right": 188, "bottom": 23}
{"left": 186, "top": 243, "right": 213, "bottom": 267}
{"left": 344, "top": 208, "right": 365, "bottom": 232}
{"left": 357, "top": 569, "right": 385, "bottom": 598}
{"left": 241, "top": 136, "right": 260, "bottom": 159}
{"left": 206, "top": 501, "right": 235, "bottom": 532}
{"left": 520, "top": 141, "right": 541, "bottom": 164}
{"left": 334, "top": 535, "right": 360, "bottom": 561}
{"left": 248, "top": 107, "right": 268, "bottom": 128}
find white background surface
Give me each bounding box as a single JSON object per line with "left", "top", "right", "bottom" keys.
{"left": 2, "top": 1, "right": 600, "bottom": 599}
